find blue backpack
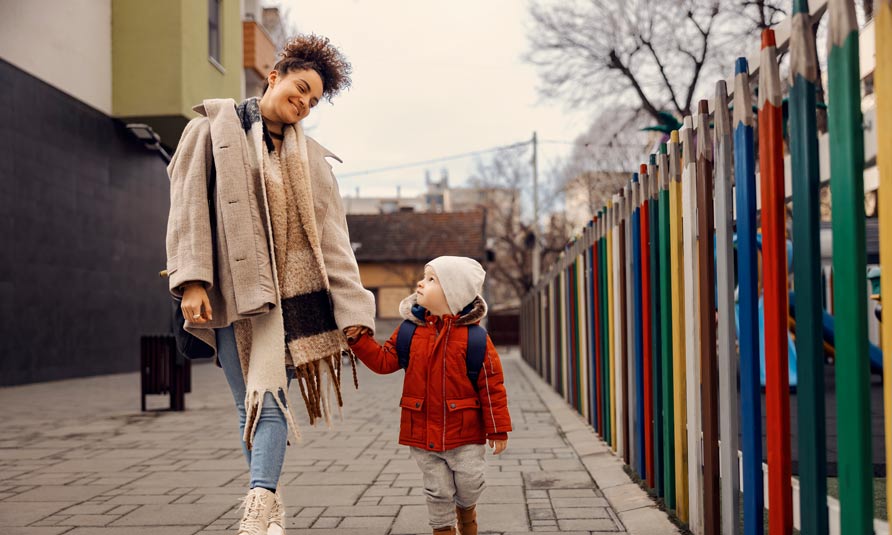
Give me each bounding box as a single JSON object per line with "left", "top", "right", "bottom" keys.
{"left": 396, "top": 303, "right": 488, "bottom": 391}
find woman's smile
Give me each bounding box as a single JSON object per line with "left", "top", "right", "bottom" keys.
{"left": 260, "top": 68, "right": 323, "bottom": 127}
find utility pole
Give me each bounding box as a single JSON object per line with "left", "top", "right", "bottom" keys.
{"left": 531, "top": 131, "right": 541, "bottom": 285}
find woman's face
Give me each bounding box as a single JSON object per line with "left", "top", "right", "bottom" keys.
{"left": 263, "top": 68, "right": 324, "bottom": 125}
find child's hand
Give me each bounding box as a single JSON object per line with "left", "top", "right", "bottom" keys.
{"left": 344, "top": 325, "right": 369, "bottom": 343}
{"left": 488, "top": 439, "right": 508, "bottom": 455}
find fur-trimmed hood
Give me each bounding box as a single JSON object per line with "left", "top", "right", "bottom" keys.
{"left": 398, "top": 293, "right": 488, "bottom": 327}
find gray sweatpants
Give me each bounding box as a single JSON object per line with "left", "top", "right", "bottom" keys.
{"left": 409, "top": 444, "right": 487, "bottom": 529}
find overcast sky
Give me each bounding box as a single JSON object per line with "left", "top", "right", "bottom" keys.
{"left": 279, "top": 0, "right": 593, "bottom": 199}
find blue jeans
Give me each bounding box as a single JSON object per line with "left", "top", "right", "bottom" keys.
{"left": 216, "top": 324, "right": 292, "bottom": 491}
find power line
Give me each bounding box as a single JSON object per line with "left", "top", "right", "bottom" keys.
{"left": 338, "top": 139, "right": 531, "bottom": 178}
{"left": 540, "top": 139, "right": 578, "bottom": 145}
{"left": 337, "top": 138, "right": 648, "bottom": 178}
{"left": 540, "top": 139, "right": 650, "bottom": 149}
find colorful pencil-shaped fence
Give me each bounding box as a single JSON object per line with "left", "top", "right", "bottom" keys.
{"left": 631, "top": 172, "right": 645, "bottom": 478}
{"left": 627, "top": 177, "right": 639, "bottom": 474}
{"left": 695, "top": 99, "right": 720, "bottom": 535}
{"left": 668, "top": 130, "right": 688, "bottom": 522}
{"left": 617, "top": 190, "right": 629, "bottom": 462}
{"left": 828, "top": 0, "right": 873, "bottom": 531}
{"left": 658, "top": 146, "right": 675, "bottom": 509}
{"left": 648, "top": 154, "right": 663, "bottom": 497}
{"left": 759, "top": 29, "right": 794, "bottom": 534}
{"left": 878, "top": 0, "right": 892, "bottom": 524}
{"left": 517, "top": 2, "right": 890, "bottom": 531}
{"left": 602, "top": 209, "right": 609, "bottom": 437}
{"left": 608, "top": 200, "right": 617, "bottom": 452}
{"left": 680, "top": 115, "right": 704, "bottom": 534}
{"left": 514, "top": 10, "right": 883, "bottom": 527}
{"left": 733, "top": 56, "right": 764, "bottom": 535}
{"left": 789, "top": 2, "right": 829, "bottom": 533}
{"left": 713, "top": 81, "right": 740, "bottom": 535}
{"left": 640, "top": 164, "right": 654, "bottom": 487}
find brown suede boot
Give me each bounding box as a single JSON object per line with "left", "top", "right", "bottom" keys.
{"left": 455, "top": 505, "right": 477, "bottom": 535}
{"left": 433, "top": 526, "right": 456, "bottom": 535}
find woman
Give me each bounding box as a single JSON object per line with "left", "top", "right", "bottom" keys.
{"left": 165, "top": 35, "right": 375, "bottom": 535}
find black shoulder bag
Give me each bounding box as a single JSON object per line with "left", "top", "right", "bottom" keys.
{"left": 169, "top": 162, "right": 217, "bottom": 360}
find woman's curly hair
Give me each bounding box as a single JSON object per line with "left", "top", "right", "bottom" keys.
{"left": 263, "top": 34, "right": 352, "bottom": 101}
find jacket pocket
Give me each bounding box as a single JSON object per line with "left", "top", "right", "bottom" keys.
{"left": 447, "top": 398, "right": 483, "bottom": 439}
{"left": 400, "top": 395, "right": 425, "bottom": 441}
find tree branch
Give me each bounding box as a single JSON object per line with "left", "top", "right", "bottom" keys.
{"left": 681, "top": 4, "right": 718, "bottom": 114}
{"left": 640, "top": 37, "right": 683, "bottom": 114}
{"left": 607, "top": 48, "right": 662, "bottom": 122}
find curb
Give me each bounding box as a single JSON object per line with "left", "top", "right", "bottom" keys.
{"left": 514, "top": 356, "right": 680, "bottom": 535}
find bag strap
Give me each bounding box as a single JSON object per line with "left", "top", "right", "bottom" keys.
{"left": 397, "top": 320, "right": 488, "bottom": 392}
{"left": 396, "top": 320, "right": 417, "bottom": 369}
{"left": 204, "top": 134, "right": 219, "bottom": 271}
{"left": 465, "top": 325, "right": 488, "bottom": 391}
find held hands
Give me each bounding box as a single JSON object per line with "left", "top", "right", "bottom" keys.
{"left": 488, "top": 439, "right": 508, "bottom": 455}
{"left": 181, "top": 283, "right": 213, "bottom": 323}
{"left": 344, "top": 325, "right": 371, "bottom": 343}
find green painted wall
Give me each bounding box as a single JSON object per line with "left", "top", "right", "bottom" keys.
{"left": 112, "top": 0, "right": 182, "bottom": 117}
{"left": 113, "top": 0, "right": 242, "bottom": 123}
{"left": 180, "top": 0, "right": 243, "bottom": 112}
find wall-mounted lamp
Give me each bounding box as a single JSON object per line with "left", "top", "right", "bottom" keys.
{"left": 126, "top": 123, "right": 171, "bottom": 164}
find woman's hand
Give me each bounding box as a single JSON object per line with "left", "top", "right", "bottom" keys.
{"left": 344, "top": 325, "right": 369, "bottom": 343}
{"left": 181, "top": 283, "right": 213, "bottom": 323}
{"left": 488, "top": 439, "right": 508, "bottom": 455}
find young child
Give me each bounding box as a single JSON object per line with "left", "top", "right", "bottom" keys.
{"left": 345, "top": 256, "right": 511, "bottom": 535}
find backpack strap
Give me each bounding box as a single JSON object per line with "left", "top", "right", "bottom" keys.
{"left": 396, "top": 320, "right": 417, "bottom": 369}
{"left": 396, "top": 321, "right": 488, "bottom": 393}
{"left": 465, "top": 325, "right": 488, "bottom": 391}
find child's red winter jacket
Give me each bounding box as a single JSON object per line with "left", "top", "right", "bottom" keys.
{"left": 348, "top": 294, "right": 512, "bottom": 452}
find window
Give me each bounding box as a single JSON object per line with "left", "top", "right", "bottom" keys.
{"left": 208, "top": 0, "right": 222, "bottom": 64}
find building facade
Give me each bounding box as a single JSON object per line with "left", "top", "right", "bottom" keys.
{"left": 346, "top": 211, "right": 487, "bottom": 337}
{"left": 0, "top": 0, "right": 276, "bottom": 385}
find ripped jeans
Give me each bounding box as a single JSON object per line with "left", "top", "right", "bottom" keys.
{"left": 217, "top": 324, "right": 292, "bottom": 491}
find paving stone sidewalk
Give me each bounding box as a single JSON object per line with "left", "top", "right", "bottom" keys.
{"left": 0, "top": 348, "right": 677, "bottom": 535}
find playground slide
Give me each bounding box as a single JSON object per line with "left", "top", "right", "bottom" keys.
{"left": 731, "top": 234, "right": 799, "bottom": 388}
{"left": 734, "top": 300, "right": 799, "bottom": 388}
{"left": 731, "top": 235, "right": 884, "bottom": 388}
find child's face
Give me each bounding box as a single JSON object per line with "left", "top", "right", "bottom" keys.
{"left": 416, "top": 267, "right": 451, "bottom": 316}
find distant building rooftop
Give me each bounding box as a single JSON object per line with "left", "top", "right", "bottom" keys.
{"left": 347, "top": 210, "right": 487, "bottom": 263}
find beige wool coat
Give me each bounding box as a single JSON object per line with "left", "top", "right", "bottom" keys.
{"left": 165, "top": 98, "right": 376, "bottom": 358}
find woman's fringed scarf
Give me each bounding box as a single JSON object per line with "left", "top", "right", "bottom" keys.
{"left": 234, "top": 98, "right": 357, "bottom": 450}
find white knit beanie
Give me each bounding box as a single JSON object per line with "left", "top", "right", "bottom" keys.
{"left": 426, "top": 256, "right": 486, "bottom": 315}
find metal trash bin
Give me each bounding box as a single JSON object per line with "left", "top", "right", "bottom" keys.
{"left": 140, "top": 334, "right": 191, "bottom": 411}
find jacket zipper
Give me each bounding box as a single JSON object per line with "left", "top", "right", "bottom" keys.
{"left": 441, "top": 321, "right": 452, "bottom": 452}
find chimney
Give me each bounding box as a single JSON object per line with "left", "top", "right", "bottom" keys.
{"left": 396, "top": 185, "right": 401, "bottom": 199}
{"left": 355, "top": 186, "right": 360, "bottom": 198}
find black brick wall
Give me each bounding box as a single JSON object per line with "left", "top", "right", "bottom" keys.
{"left": 0, "top": 59, "right": 172, "bottom": 385}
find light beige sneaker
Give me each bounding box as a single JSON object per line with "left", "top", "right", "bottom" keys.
{"left": 267, "top": 490, "right": 285, "bottom": 535}
{"left": 238, "top": 487, "right": 275, "bottom": 535}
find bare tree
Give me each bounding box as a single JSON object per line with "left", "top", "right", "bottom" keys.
{"left": 560, "top": 106, "right": 654, "bottom": 219}
{"left": 526, "top": 0, "right": 788, "bottom": 127}
{"left": 467, "top": 147, "right": 572, "bottom": 305}
{"left": 735, "top": 0, "right": 788, "bottom": 30}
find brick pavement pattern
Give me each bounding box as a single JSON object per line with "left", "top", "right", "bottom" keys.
{"left": 0, "top": 349, "right": 677, "bottom": 535}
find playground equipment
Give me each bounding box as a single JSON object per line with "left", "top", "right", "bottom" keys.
{"left": 520, "top": 0, "right": 891, "bottom": 533}
{"left": 730, "top": 235, "right": 885, "bottom": 388}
